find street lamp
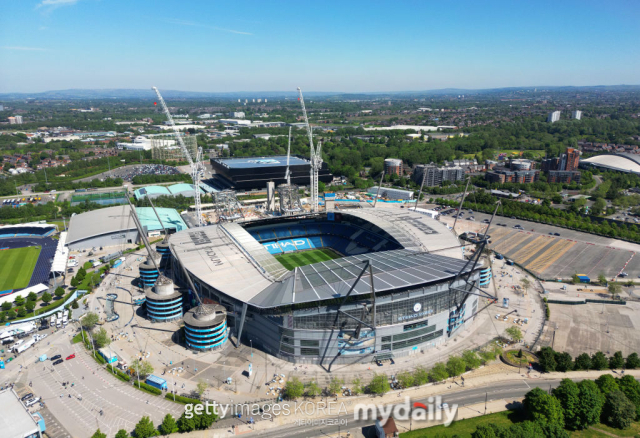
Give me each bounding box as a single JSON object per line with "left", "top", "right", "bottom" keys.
{"left": 250, "top": 339, "right": 253, "bottom": 358}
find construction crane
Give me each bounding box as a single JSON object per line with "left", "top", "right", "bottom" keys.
{"left": 152, "top": 86, "right": 204, "bottom": 227}
{"left": 284, "top": 126, "right": 292, "bottom": 185}
{"left": 297, "top": 87, "right": 322, "bottom": 213}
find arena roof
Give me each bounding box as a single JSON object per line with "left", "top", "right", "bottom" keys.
{"left": 134, "top": 186, "right": 171, "bottom": 199}
{"left": 581, "top": 154, "right": 640, "bottom": 174}
{"left": 169, "top": 208, "right": 466, "bottom": 308}
{"left": 67, "top": 205, "right": 186, "bottom": 245}
{"left": 213, "top": 155, "right": 310, "bottom": 169}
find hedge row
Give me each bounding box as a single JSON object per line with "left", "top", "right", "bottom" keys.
{"left": 165, "top": 393, "right": 201, "bottom": 405}
{"left": 106, "top": 364, "right": 131, "bottom": 382}
{"left": 134, "top": 381, "right": 162, "bottom": 395}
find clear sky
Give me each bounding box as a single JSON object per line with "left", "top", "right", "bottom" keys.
{"left": 1, "top": 0, "right": 639, "bottom": 93}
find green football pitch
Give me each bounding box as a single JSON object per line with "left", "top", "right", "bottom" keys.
{"left": 275, "top": 248, "right": 341, "bottom": 271}
{"left": 0, "top": 246, "right": 41, "bottom": 291}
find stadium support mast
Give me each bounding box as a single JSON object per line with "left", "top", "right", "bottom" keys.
{"left": 452, "top": 177, "right": 470, "bottom": 231}
{"left": 297, "top": 87, "right": 322, "bottom": 212}
{"left": 152, "top": 86, "right": 204, "bottom": 227}
{"left": 285, "top": 126, "right": 292, "bottom": 185}
{"left": 372, "top": 171, "right": 385, "bottom": 208}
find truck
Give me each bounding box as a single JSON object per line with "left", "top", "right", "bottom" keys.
{"left": 112, "top": 259, "right": 123, "bottom": 268}
{"left": 16, "top": 338, "right": 35, "bottom": 353}
{"left": 100, "top": 251, "right": 123, "bottom": 264}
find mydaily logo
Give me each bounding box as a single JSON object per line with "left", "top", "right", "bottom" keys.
{"left": 354, "top": 396, "right": 457, "bottom": 427}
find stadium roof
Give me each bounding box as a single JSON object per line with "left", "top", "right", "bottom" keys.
{"left": 169, "top": 208, "right": 465, "bottom": 308}
{"left": 67, "top": 205, "right": 186, "bottom": 245}
{"left": 213, "top": 155, "right": 310, "bottom": 169}
{"left": 167, "top": 183, "right": 204, "bottom": 195}
{"left": 581, "top": 153, "right": 640, "bottom": 174}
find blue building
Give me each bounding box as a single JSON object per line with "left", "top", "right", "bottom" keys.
{"left": 183, "top": 304, "right": 228, "bottom": 351}
{"left": 479, "top": 267, "right": 492, "bottom": 288}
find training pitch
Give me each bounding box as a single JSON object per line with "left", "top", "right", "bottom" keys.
{"left": 275, "top": 248, "right": 341, "bottom": 270}
{"left": 0, "top": 246, "right": 41, "bottom": 291}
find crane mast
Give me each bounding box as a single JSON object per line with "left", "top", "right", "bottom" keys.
{"left": 297, "top": 87, "right": 322, "bottom": 213}
{"left": 285, "top": 126, "right": 292, "bottom": 185}
{"left": 152, "top": 86, "right": 204, "bottom": 227}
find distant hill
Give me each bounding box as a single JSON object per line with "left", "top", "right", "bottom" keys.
{"left": 0, "top": 85, "right": 639, "bottom": 100}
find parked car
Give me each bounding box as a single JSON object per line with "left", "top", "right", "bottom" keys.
{"left": 53, "top": 359, "right": 63, "bottom": 366}
{"left": 25, "top": 397, "right": 41, "bottom": 407}
{"left": 554, "top": 232, "right": 560, "bottom": 236}
{"left": 50, "top": 354, "right": 61, "bottom": 361}
{"left": 66, "top": 354, "right": 76, "bottom": 360}
{"left": 20, "top": 393, "right": 34, "bottom": 401}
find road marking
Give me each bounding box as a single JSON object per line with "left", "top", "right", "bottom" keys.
{"left": 523, "top": 380, "right": 530, "bottom": 389}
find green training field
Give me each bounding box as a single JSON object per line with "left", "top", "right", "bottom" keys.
{"left": 275, "top": 248, "right": 342, "bottom": 271}
{"left": 0, "top": 246, "right": 41, "bottom": 291}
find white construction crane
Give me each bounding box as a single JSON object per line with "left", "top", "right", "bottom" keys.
{"left": 297, "top": 87, "right": 323, "bottom": 213}
{"left": 152, "top": 86, "right": 204, "bottom": 227}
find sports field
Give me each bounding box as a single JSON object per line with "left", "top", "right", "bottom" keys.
{"left": 0, "top": 246, "right": 41, "bottom": 291}
{"left": 275, "top": 248, "right": 341, "bottom": 270}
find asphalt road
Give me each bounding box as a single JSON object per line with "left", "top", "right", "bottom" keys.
{"left": 255, "top": 378, "right": 569, "bottom": 438}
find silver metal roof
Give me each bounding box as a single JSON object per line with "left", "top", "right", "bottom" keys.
{"left": 169, "top": 208, "right": 465, "bottom": 308}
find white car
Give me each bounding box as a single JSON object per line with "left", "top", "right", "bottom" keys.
{"left": 25, "top": 397, "right": 41, "bottom": 407}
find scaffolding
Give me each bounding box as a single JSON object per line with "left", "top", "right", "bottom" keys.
{"left": 151, "top": 134, "right": 197, "bottom": 161}
{"left": 212, "top": 190, "right": 244, "bottom": 222}
{"left": 277, "top": 183, "right": 302, "bottom": 214}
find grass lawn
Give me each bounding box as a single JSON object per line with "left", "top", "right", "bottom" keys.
{"left": 275, "top": 248, "right": 342, "bottom": 270}
{"left": 0, "top": 246, "right": 41, "bottom": 290}
{"left": 400, "top": 410, "right": 524, "bottom": 438}
{"left": 399, "top": 408, "right": 640, "bottom": 438}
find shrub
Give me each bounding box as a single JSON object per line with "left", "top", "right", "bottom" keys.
{"left": 165, "top": 393, "right": 201, "bottom": 405}
{"left": 368, "top": 374, "right": 390, "bottom": 395}
{"left": 134, "top": 381, "right": 162, "bottom": 395}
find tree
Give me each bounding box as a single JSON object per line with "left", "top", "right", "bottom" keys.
{"left": 618, "top": 375, "right": 640, "bottom": 418}
{"left": 304, "top": 380, "right": 321, "bottom": 397}
{"left": 91, "top": 429, "right": 107, "bottom": 438}
{"left": 555, "top": 352, "right": 574, "bottom": 372}
{"left": 598, "top": 273, "right": 607, "bottom": 286}
{"left": 196, "top": 380, "right": 208, "bottom": 398}
{"left": 608, "top": 282, "right": 621, "bottom": 299}
{"left": 93, "top": 327, "right": 110, "bottom": 348}
{"left": 283, "top": 377, "right": 304, "bottom": 400}
{"left": 462, "top": 350, "right": 482, "bottom": 370}
{"left": 27, "top": 292, "right": 37, "bottom": 302}
{"left": 595, "top": 374, "right": 620, "bottom": 395}
{"left": 552, "top": 379, "right": 580, "bottom": 430}
{"left": 591, "top": 351, "right": 609, "bottom": 370}
{"left": 368, "top": 374, "right": 390, "bottom": 395}
{"left": 6, "top": 309, "right": 15, "bottom": 319}
{"left": 446, "top": 356, "right": 467, "bottom": 377}
{"left": 572, "top": 274, "right": 581, "bottom": 284}
{"left": 576, "top": 380, "right": 605, "bottom": 429}
{"left": 327, "top": 377, "right": 344, "bottom": 396}
{"left": 1, "top": 302, "right": 11, "bottom": 311}
{"left": 574, "top": 353, "right": 592, "bottom": 371}
{"left": 72, "top": 300, "right": 79, "bottom": 309}
{"left": 538, "top": 347, "right": 557, "bottom": 372}
{"left": 70, "top": 277, "right": 79, "bottom": 288}
{"left": 523, "top": 387, "right": 564, "bottom": 428}
{"left": 41, "top": 292, "right": 52, "bottom": 304}
{"left": 159, "top": 413, "right": 178, "bottom": 435}
{"left": 505, "top": 326, "right": 523, "bottom": 343}
{"left": 471, "top": 424, "right": 498, "bottom": 438}
{"left": 609, "top": 351, "right": 625, "bottom": 369}
{"left": 176, "top": 412, "right": 196, "bottom": 433}
{"left": 429, "top": 362, "right": 449, "bottom": 382}
{"left": 14, "top": 295, "right": 24, "bottom": 306}
{"left": 130, "top": 360, "right": 154, "bottom": 379}
{"left": 520, "top": 277, "right": 531, "bottom": 294}
{"left": 350, "top": 378, "right": 362, "bottom": 395}
{"left": 413, "top": 367, "right": 429, "bottom": 386}
{"left": 115, "top": 430, "right": 129, "bottom": 438}
{"left": 54, "top": 287, "right": 65, "bottom": 299}
{"left": 626, "top": 352, "right": 640, "bottom": 369}
{"left": 134, "top": 416, "right": 157, "bottom": 438}
{"left": 81, "top": 312, "right": 99, "bottom": 330}
{"left": 25, "top": 301, "right": 35, "bottom": 312}
{"left": 396, "top": 372, "right": 414, "bottom": 389}
{"left": 602, "top": 390, "right": 637, "bottom": 430}
{"left": 17, "top": 307, "right": 26, "bottom": 317}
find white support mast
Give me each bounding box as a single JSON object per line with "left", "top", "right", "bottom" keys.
{"left": 297, "top": 87, "right": 322, "bottom": 213}
{"left": 285, "top": 126, "right": 292, "bottom": 185}
{"left": 152, "top": 86, "right": 204, "bottom": 227}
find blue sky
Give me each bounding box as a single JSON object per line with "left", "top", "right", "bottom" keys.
{"left": 1, "top": 0, "right": 639, "bottom": 93}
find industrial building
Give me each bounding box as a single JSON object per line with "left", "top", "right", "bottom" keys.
{"left": 168, "top": 209, "right": 481, "bottom": 364}
{"left": 384, "top": 158, "right": 403, "bottom": 176}
{"left": 367, "top": 186, "right": 414, "bottom": 200}
{"left": 0, "top": 389, "right": 44, "bottom": 438}
{"left": 208, "top": 155, "right": 332, "bottom": 191}
{"left": 66, "top": 205, "right": 187, "bottom": 250}
{"left": 412, "top": 164, "right": 463, "bottom": 186}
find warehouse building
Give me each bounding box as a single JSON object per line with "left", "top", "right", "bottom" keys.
{"left": 367, "top": 186, "right": 414, "bottom": 200}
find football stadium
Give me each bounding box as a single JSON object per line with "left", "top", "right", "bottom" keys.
{"left": 169, "top": 208, "right": 482, "bottom": 364}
